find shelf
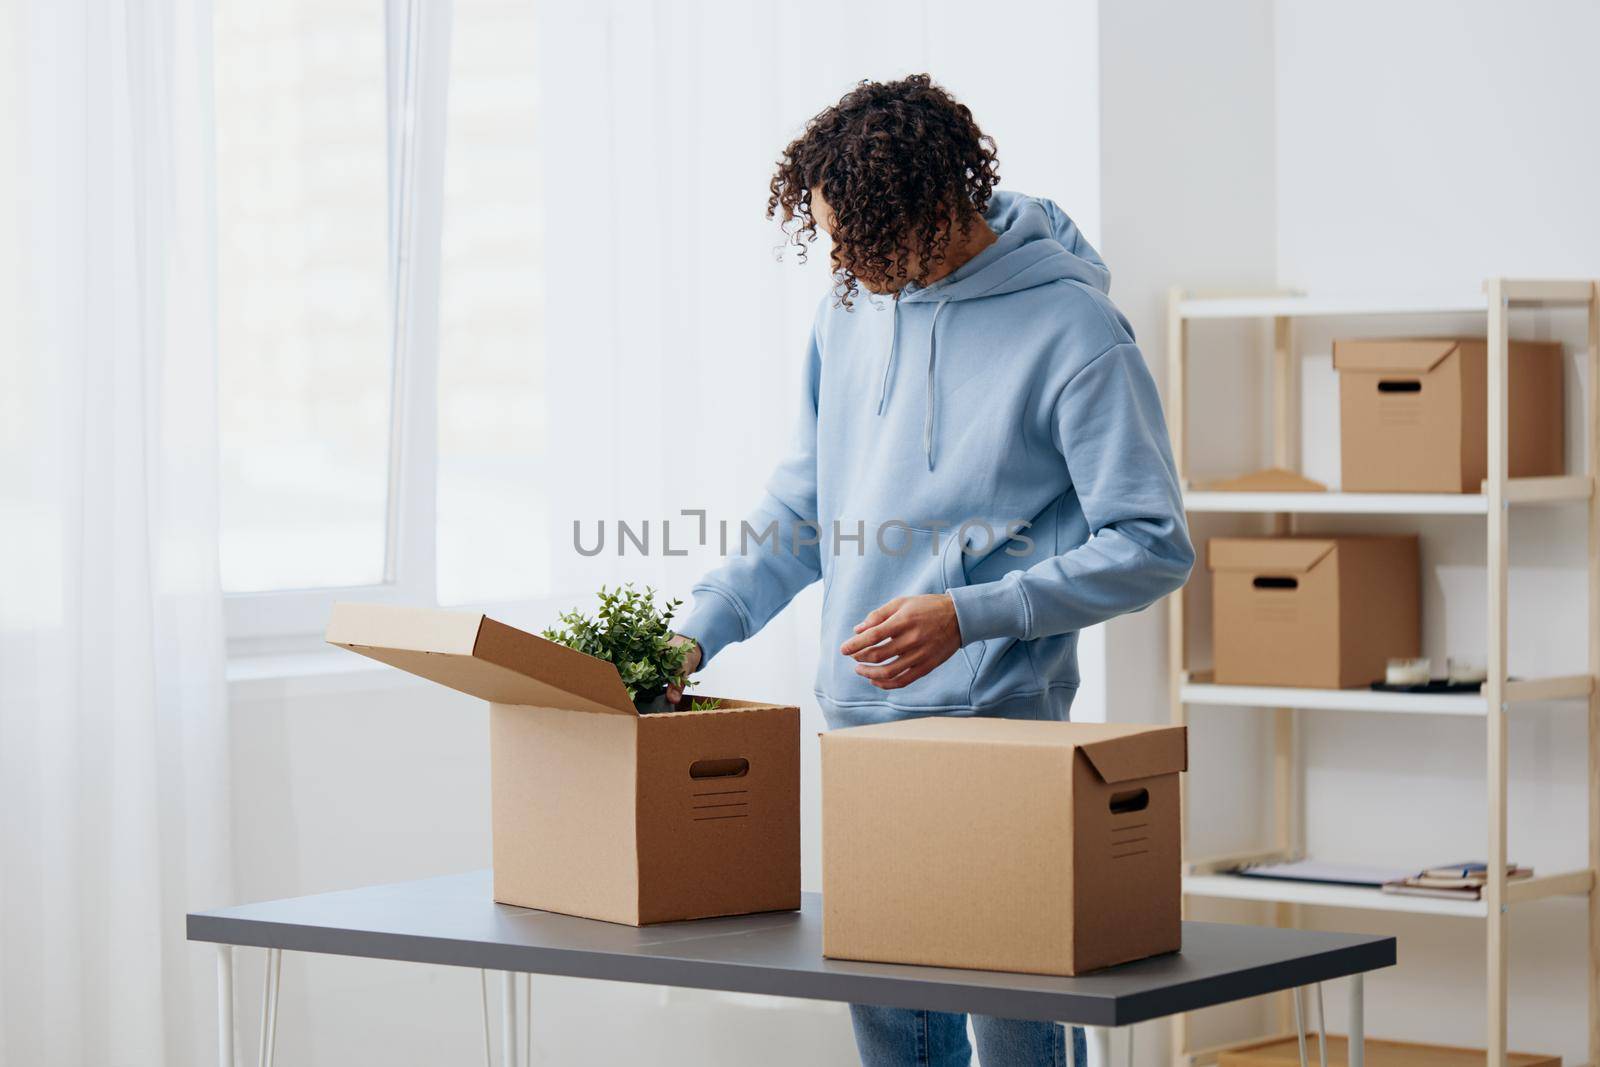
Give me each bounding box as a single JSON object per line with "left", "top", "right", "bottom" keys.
{"left": 1177, "top": 294, "right": 1488, "bottom": 320}
{"left": 1185, "top": 490, "right": 1488, "bottom": 515}
{"left": 1182, "top": 681, "right": 1485, "bottom": 715}
{"left": 1183, "top": 873, "right": 1487, "bottom": 917}
{"left": 1498, "top": 278, "right": 1598, "bottom": 307}
{"left": 1177, "top": 282, "right": 1593, "bottom": 320}
{"left": 1182, "top": 477, "right": 1592, "bottom": 516}
{"left": 1184, "top": 869, "right": 1595, "bottom": 918}
{"left": 1182, "top": 676, "right": 1592, "bottom": 715}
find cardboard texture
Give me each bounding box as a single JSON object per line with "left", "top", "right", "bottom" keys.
{"left": 1208, "top": 535, "right": 1420, "bottom": 689}
{"left": 327, "top": 602, "right": 801, "bottom": 926}
{"left": 821, "top": 717, "right": 1187, "bottom": 977}
{"left": 1334, "top": 337, "right": 1565, "bottom": 493}
{"left": 1200, "top": 467, "right": 1328, "bottom": 493}
{"left": 1219, "top": 1034, "right": 1559, "bottom": 1067}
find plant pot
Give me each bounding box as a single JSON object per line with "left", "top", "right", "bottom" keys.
{"left": 634, "top": 692, "right": 676, "bottom": 714}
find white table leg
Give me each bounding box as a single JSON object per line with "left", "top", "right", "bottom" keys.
{"left": 1314, "top": 983, "right": 1328, "bottom": 1067}
{"left": 500, "top": 972, "right": 519, "bottom": 1067}
{"left": 257, "top": 948, "right": 281, "bottom": 1067}
{"left": 480, "top": 971, "right": 493, "bottom": 1067}
{"left": 264, "top": 949, "right": 282, "bottom": 1067}
{"left": 1077, "top": 1024, "right": 1133, "bottom": 1067}
{"left": 1348, "top": 974, "right": 1365, "bottom": 1067}
{"left": 1082, "top": 1023, "right": 1109, "bottom": 1067}
{"left": 216, "top": 945, "right": 234, "bottom": 1067}
{"left": 1292, "top": 986, "right": 1309, "bottom": 1067}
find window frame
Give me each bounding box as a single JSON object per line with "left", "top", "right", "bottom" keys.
{"left": 223, "top": 0, "right": 454, "bottom": 649}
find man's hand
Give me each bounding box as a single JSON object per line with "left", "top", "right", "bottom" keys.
{"left": 666, "top": 634, "right": 702, "bottom": 704}
{"left": 840, "top": 594, "right": 963, "bottom": 690}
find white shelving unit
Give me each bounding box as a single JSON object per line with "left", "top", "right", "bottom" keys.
{"left": 1165, "top": 279, "right": 1600, "bottom": 1066}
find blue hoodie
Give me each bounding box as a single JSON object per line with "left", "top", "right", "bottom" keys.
{"left": 679, "top": 191, "right": 1193, "bottom": 727}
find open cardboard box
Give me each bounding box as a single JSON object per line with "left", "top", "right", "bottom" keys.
{"left": 326, "top": 603, "right": 801, "bottom": 926}
{"left": 822, "top": 717, "right": 1187, "bottom": 976}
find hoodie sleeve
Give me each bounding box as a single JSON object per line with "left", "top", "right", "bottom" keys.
{"left": 947, "top": 342, "right": 1194, "bottom": 644}
{"left": 675, "top": 327, "right": 824, "bottom": 665}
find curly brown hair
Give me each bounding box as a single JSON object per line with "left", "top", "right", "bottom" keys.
{"left": 768, "top": 74, "right": 1000, "bottom": 307}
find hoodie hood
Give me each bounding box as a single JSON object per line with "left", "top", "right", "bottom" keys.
{"left": 898, "top": 190, "right": 1109, "bottom": 304}
{"left": 876, "top": 191, "right": 1109, "bottom": 469}
{"left": 677, "top": 190, "right": 1192, "bottom": 729}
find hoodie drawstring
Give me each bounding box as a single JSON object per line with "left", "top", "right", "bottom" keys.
{"left": 923, "top": 299, "right": 949, "bottom": 471}
{"left": 875, "top": 296, "right": 950, "bottom": 471}
{"left": 875, "top": 297, "right": 899, "bottom": 415}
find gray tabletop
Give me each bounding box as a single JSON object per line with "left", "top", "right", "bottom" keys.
{"left": 187, "top": 871, "right": 1394, "bottom": 1027}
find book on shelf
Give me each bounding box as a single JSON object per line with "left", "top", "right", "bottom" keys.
{"left": 1421, "top": 862, "right": 1523, "bottom": 880}
{"left": 1381, "top": 862, "right": 1533, "bottom": 900}
{"left": 1226, "top": 859, "right": 1413, "bottom": 888}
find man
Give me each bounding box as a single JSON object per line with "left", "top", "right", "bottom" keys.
{"left": 671, "top": 74, "right": 1193, "bottom": 1067}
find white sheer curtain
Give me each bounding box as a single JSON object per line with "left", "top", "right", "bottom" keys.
{"left": 0, "top": 2, "right": 231, "bottom": 1065}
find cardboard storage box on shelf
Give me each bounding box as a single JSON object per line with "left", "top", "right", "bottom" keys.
{"left": 1209, "top": 535, "right": 1419, "bottom": 689}
{"left": 821, "top": 717, "right": 1186, "bottom": 976}
{"left": 1218, "top": 1033, "right": 1559, "bottom": 1067}
{"left": 326, "top": 602, "right": 800, "bottom": 926}
{"left": 1334, "top": 337, "right": 1564, "bottom": 493}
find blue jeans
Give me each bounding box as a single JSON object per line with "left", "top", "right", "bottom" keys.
{"left": 849, "top": 1004, "right": 1087, "bottom": 1067}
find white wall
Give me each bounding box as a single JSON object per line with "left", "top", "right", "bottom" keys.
{"left": 1097, "top": 3, "right": 1283, "bottom": 1058}
{"left": 1275, "top": 1, "right": 1600, "bottom": 298}
{"left": 219, "top": 2, "right": 1105, "bottom": 1064}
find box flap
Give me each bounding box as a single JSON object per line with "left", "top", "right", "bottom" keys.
{"left": 824, "top": 717, "right": 1187, "bottom": 780}
{"left": 326, "top": 602, "right": 635, "bottom": 715}
{"left": 1200, "top": 467, "right": 1327, "bottom": 493}
{"left": 1332, "top": 338, "right": 1460, "bottom": 374}
{"left": 1077, "top": 725, "right": 1188, "bottom": 783}
{"left": 1207, "top": 538, "right": 1335, "bottom": 574}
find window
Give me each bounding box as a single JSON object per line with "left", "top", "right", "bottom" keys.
{"left": 216, "top": 0, "right": 547, "bottom": 642}
{"left": 435, "top": 0, "right": 547, "bottom": 605}
{"left": 215, "top": 1, "right": 392, "bottom": 594}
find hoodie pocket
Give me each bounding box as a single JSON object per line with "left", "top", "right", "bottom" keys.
{"left": 818, "top": 523, "right": 978, "bottom": 710}
{"left": 952, "top": 522, "right": 1052, "bottom": 699}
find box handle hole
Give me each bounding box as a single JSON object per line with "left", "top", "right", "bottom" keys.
{"left": 1110, "top": 788, "right": 1149, "bottom": 815}
{"left": 1377, "top": 379, "right": 1422, "bottom": 393}
{"left": 690, "top": 757, "right": 749, "bottom": 780}
{"left": 1252, "top": 576, "right": 1298, "bottom": 590}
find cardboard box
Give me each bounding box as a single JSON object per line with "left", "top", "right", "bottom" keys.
{"left": 1208, "top": 535, "right": 1419, "bottom": 689}
{"left": 821, "top": 717, "right": 1186, "bottom": 976}
{"left": 1334, "top": 337, "right": 1564, "bottom": 493}
{"left": 326, "top": 603, "right": 801, "bottom": 926}
{"left": 1218, "top": 1033, "right": 1559, "bottom": 1067}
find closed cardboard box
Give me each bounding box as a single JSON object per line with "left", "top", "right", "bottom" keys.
{"left": 327, "top": 603, "right": 800, "bottom": 926}
{"left": 1209, "top": 535, "right": 1419, "bottom": 689}
{"left": 822, "top": 717, "right": 1186, "bottom": 976}
{"left": 1334, "top": 337, "right": 1564, "bottom": 493}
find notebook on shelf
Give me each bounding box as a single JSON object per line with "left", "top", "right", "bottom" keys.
{"left": 1381, "top": 861, "right": 1532, "bottom": 900}
{"left": 1228, "top": 859, "right": 1414, "bottom": 888}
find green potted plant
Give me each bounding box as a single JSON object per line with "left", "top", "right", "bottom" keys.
{"left": 542, "top": 584, "right": 699, "bottom": 713}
